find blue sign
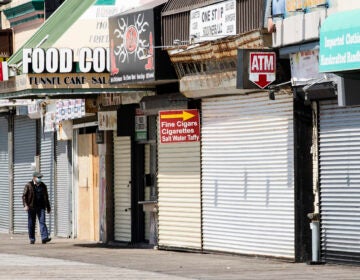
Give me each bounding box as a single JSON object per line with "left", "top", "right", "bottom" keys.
{"left": 272, "top": 0, "right": 285, "bottom": 16}
{"left": 319, "top": 9, "right": 360, "bottom": 73}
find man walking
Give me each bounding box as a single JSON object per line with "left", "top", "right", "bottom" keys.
{"left": 22, "top": 171, "right": 52, "bottom": 244}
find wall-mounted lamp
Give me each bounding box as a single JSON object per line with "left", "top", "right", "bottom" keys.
{"left": 269, "top": 89, "right": 276, "bottom": 100}
{"left": 267, "top": 80, "right": 292, "bottom": 101}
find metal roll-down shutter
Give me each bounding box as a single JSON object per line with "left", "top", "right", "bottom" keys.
{"left": 0, "top": 117, "right": 9, "bottom": 233}
{"left": 13, "top": 116, "right": 36, "bottom": 233}
{"left": 201, "top": 92, "right": 295, "bottom": 258}
{"left": 319, "top": 100, "right": 360, "bottom": 264}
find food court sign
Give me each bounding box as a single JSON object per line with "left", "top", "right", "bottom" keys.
{"left": 21, "top": 47, "right": 111, "bottom": 87}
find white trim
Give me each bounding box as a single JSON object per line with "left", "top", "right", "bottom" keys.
{"left": 72, "top": 121, "right": 98, "bottom": 129}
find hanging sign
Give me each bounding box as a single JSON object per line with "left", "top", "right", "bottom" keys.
{"left": 159, "top": 109, "right": 200, "bottom": 143}
{"left": 249, "top": 52, "right": 276, "bottom": 89}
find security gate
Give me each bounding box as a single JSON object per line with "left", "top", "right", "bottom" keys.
{"left": 55, "top": 139, "right": 72, "bottom": 237}
{"left": 40, "top": 132, "right": 55, "bottom": 236}
{"left": 319, "top": 100, "right": 360, "bottom": 264}
{"left": 201, "top": 92, "right": 295, "bottom": 258}
{"left": 13, "top": 116, "right": 36, "bottom": 233}
{"left": 0, "top": 117, "right": 9, "bottom": 233}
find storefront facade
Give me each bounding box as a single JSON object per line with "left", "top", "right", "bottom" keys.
{"left": 272, "top": 0, "right": 360, "bottom": 265}
{"left": 0, "top": 0, "right": 151, "bottom": 242}
{"left": 316, "top": 7, "right": 360, "bottom": 265}
{"left": 160, "top": 0, "right": 314, "bottom": 261}
{"left": 108, "top": 0, "right": 201, "bottom": 247}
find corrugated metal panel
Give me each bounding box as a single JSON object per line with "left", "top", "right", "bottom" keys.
{"left": 319, "top": 100, "right": 360, "bottom": 264}
{"left": 40, "top": 132, "right": 55, "bottom": 236}
{"left": 162, "top": 0, "right": 265, "bottom": 47}
{"left": 13, "top": 116, "right": 36, "bottom": 233}
{"left": 113, "top": 134, "right": 132, "bottom": 242}
{"left": 144, "top": 143, "right": 151, "bottom": 241}
{"left": 7, "top": 0, "right": 95, "bottom": 66}
{"left": 202, "top": 92, "right": 294, "bottom": 258}
{"left": 0, "top": 117, "right": 9, "bottom": 233}
{"left": 158, "top": 142, "right": 201, "bottom": 249}
{"left": 163, "top": 0, "right": 228, "bottom": 15}
{"left": 55, "top": 139, "right": 72, "bottom": 238}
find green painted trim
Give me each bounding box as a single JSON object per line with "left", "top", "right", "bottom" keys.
{"left": 95, "top": 0, "right": 116, "bottom": 5}
{"left": 3, "top": 0, "right": 44, "bottom": 19}
{"left": 9, "top": 14, "right": 44, "bottom": 27}
{"left": 7, "top": 0, "right": 96, "bottom": 67}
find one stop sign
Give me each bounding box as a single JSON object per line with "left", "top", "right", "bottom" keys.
{"left": 249, "top": 52, "right": 276, "bottom": 89}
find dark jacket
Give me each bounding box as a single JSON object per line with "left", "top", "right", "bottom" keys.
{"left": 22, "top": 180, "right": 51, "bottom": 212}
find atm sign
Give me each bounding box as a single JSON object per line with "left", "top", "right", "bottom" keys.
{"left": 249, "top": 52, "right": 276, "bottom": 89}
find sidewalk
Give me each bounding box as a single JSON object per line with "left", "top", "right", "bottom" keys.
{"left": 1, "top": 233, "right": 360, "bottom": 280}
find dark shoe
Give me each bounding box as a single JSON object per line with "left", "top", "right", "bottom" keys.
{"left": 30, "top": 240, "right": 35, "bottom": 244}
{"left": 42, "top": 237, "right": 51, "bottom": 244}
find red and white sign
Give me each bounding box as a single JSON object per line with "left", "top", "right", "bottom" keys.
{"left": 159, "top": 109, "right": 200, "bottom": 143}
{"left": 0, "top": 62, "right": 8, "bottom": 82}
{"left": 249, "top": 52, "right": 276, "bottom": 89}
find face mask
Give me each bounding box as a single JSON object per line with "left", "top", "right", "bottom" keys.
{"left": 35, "top": 177, "right": 42, "bottom": 184}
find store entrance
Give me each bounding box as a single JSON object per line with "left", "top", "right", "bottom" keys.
{"left": 77, "top": 131, "right": 99, "bottom": 241}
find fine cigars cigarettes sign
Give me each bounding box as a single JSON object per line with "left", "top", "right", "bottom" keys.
{"left": 159, "top": 109, "right": 200, "bottom": 143}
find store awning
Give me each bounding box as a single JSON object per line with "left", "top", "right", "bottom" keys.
{"left": 319, "top": 9, "right": 360, "bottom": 73}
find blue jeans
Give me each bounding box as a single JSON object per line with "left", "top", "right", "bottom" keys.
{"left": 27, "top": 208, "right": 49, "bottom": 242}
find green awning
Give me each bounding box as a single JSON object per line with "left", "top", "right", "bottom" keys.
{"left": 7, "top": 0, "right": 95, "bottom": 67}
{"left": 319, "top": 9, "right": 360, "bottom": 73}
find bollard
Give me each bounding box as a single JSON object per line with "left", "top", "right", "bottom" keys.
{"left": 310, "top": 221, "right": 320, "bottom": 262}
{"left": 308, "top": 219, "right": 324, "bottom": 265}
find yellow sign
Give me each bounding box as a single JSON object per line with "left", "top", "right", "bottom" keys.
{"left": 286, "top": 0, "right": 327, "bottom": 13}
{"left": 160, "top": 111, "right": 195, "bottom": 121}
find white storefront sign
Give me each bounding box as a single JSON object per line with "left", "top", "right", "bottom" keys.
{"left": 98, "top": 111, "right": 117, "bottom": 131}
{"left": 22, "top": 47, "right": 110, "bottom": 74}
{"left": 190, "top": 0, "right": 236, "bottom": 42}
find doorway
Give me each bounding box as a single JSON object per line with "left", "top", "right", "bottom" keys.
{"left": 77, "top": 132, "right": 99, "bottom": 241}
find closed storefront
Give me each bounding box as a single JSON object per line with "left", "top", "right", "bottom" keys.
{"left": 319, "top": 100, "right": 360, "bottom": 264}
{"left": 157, "top": 141, "right": 201, "bottom": 249}
{"left": 201, "top": 92, "right": 295, "bottom": 258}
{"left": 157, "top": 106, "right": 201, "bottom": 250}
{"left": 76, "top": 129, "right": 100, "bottom": 241}
{"left": 55, "top": 139, "right": 72, "bottom": 238}
{"left": 0, "top": 116, "right": 9, "bottom": 233}
{"left": 40, "top": 131, "right": 55, "bottom": 236}
{"left": 113, "top": 134, "right": 132, "bottom": 242}
{"left": 13, "top": 116, "right": 36, "bottom": 233}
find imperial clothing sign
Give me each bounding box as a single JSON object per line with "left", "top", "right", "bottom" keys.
{"left": 320, "top": 9, "right": 360, "bottom": 73}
